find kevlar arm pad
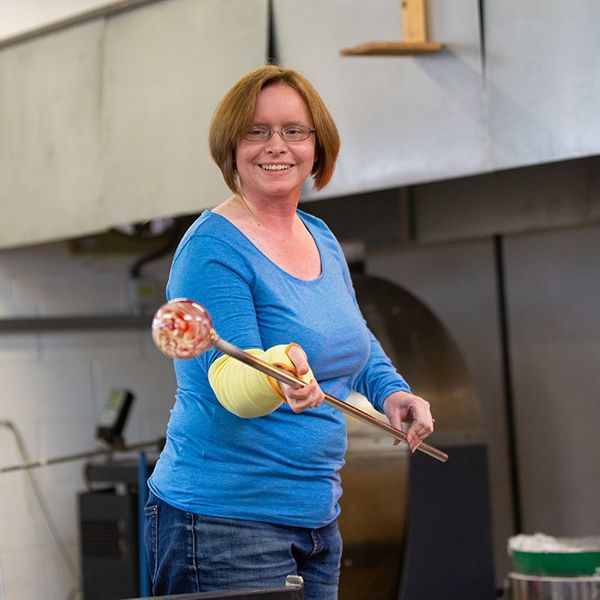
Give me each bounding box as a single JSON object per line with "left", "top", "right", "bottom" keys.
{"left": 207, "top": 343, "right": 314, "bottom": 418}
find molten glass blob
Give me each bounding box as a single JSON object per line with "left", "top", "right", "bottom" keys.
{"left": 151, "top": 299, "right": 214, "bottom": 359}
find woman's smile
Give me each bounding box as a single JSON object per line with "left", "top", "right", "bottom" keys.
{"left": 235, "top": 83, "right": 316, "bottom": 201}
{"left": 258, "top": 163, "right": 293, "bottom": 172}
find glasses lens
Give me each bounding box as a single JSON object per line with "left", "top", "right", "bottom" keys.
{"left": 281, "top": 126, "right": 312, "bottom": 141}
{"left": 242, "top": 126, "right": 314, "bottom": 142}
{"left": 243, "top": 126, "right": 271, "bottom": 142}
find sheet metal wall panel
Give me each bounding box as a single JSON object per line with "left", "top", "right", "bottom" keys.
{"left": 505, "top": 224, "right": 600, "bottom": 535}
{"left": 101, "top": 0, "right": 267, "bottom": 227}
{"left": 485, "top": 0, "right": 600, "bottom": 169}
{"left": 0, "top": 0, "right": 130, "bottom": 42}
{"left": 413, "top": 156, "right": 600, "bottom": 243}
{"left": 0, "top": 0, "right": 268, "bottom": 249}
{"left": 0, "top": 20, "right": 105, "bottom": 247}
{"left": 272, "top": 0, "right": 487, "bottom": 200}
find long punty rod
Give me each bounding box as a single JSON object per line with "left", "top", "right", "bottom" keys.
{"left": 152, "top": 300, "right": 448, "bottom": 463}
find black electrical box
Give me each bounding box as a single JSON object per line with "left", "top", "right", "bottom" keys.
{"left": 79, "top": 489, "right": 139, "bottom": 600}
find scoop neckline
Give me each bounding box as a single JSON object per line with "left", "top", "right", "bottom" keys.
{"left": 206, "top": 210, "right": 324, "bottom": 283}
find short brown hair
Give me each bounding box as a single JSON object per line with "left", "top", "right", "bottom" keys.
{"left": 209, "top": 64, "right": 340, "bottom": 194}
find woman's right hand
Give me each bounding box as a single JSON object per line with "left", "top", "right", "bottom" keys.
{"left": 279, "top": 344, "right": 325, "bottom": 413}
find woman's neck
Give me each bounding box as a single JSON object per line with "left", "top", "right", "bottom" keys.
{"left": 237, "top": 192, "right": 300, "bottom": 233}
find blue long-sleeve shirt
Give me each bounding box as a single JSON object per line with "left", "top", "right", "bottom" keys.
{"left": 148, "top": 209, "right": 410, "bottom": 527}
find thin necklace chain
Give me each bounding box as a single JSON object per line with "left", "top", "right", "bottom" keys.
{"left": 237, "top": 194, "right": 261, "bottom": 227}
{"left": 236, "top": 194, "right": 300, "bottom": 236}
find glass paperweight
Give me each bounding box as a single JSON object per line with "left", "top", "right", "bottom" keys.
{"left": 151, "top": 299, "right": 214, "bottom": 359}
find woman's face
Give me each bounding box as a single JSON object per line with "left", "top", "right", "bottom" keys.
{"left": 235, "top": 83, "right": 316, "bottom": 202}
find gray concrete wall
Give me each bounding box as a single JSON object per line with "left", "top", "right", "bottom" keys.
{"left": 0, "top": 243, "right": 174, "bottom": 600}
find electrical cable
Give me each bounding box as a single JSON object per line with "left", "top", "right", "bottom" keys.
{"left": 0, "top": 554, "right": 6, "bottom": 600}
{"left": 126, "top": 218, "right": 182, "bottom": 280}
{"left": 0, "top": 420, "right": 78, "bottom": 584}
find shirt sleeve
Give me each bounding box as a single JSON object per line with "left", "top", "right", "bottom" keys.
{"left": 166, "top": 228, "right": 262, "bottom": 373}
{"left": 353, "top": 331, "right": 411, "bottom": 413}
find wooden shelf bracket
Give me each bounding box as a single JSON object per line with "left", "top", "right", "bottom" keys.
{"left": 341, "top": 0, "right": 443, "bottom": 56}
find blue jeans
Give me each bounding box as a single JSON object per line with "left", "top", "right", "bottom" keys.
{"left": 144, "top": 491, "right": 342, "bottom": 600}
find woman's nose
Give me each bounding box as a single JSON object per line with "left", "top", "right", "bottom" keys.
{"left": 264, "top": 132, "right": 287, "bottom": 152}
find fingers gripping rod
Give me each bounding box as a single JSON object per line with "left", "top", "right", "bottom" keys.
{"left": 152, "top": 300, "right": 448, "bottom": 463}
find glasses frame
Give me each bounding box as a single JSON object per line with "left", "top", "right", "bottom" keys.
{"left": 242, "top": 125, "right": 316, "bottom": 143}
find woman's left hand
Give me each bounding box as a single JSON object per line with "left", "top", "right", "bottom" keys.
{"left": 279, "top": 344, "right": 325, "bottom": 413}
{"left": 383, "top": 391, "right": 435, "bottom": 453}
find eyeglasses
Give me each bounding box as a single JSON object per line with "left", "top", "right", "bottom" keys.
{"left": 242, "top": 125, "right": 316, "bottom": 143}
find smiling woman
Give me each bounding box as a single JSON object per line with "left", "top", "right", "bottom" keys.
{"left": 208, "top": 64, "right": 339, "bottom": 195}
{"left": 144, "top": 64, "right": 436, "bottom": 600}
{"left": 233, "top": 83, "right": 317, "bottom": 205}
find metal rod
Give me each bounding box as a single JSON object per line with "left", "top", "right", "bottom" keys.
{"left": 0, "top": 439, "right": 163, "bottom": 474}
{"left": 214, "top": 338, "right": 448, "bottom": 463}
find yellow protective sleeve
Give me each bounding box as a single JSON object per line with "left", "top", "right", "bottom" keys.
{"left": 207, "top": 343, "right": 315, "bottom": 418}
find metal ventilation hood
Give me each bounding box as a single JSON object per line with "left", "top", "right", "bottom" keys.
{"left": 0, "top": 0, "right": 268, "bottom": 250}
{"left": 275, "top": 0, "right": 600, "bottom": 201}
{"left": 1, "top": 0, "right": 599, "bottom": 249}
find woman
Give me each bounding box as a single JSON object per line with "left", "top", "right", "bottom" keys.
{"left": 145, "top": 64, "right": 434, "bottom": 599}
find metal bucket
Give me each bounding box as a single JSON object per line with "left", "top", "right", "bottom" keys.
{"left": 507, "top": 572, "right": 600, "bottom": 599}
